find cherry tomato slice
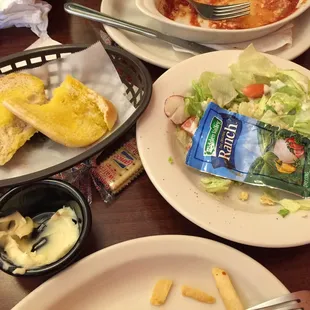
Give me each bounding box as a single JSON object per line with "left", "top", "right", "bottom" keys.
{"left": 242, "top": 84, "right": 265, "bottom": 99}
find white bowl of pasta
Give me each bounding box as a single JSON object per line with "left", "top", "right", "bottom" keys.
{"left": 136, "top": 0, "right": 310, "bottom": 44}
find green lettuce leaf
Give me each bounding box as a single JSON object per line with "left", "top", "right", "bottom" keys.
{"left": 208, "top": 75, "right": 238, "bottom": 107}
{"left": 278, "top": 199, "right": 310, "bottom": 214}
{"left": 266, "top": 195, "right": 310, "bottom": 217}
{"left": 279, "top": 199, "right": 301, "bottom": 213}
{"left": 232, "top": 89, "right": 249, "bottom": 104}
{"left": 238, "top": 96, "right": 267, "bottom": 119}
{"left": 192, "top": 80, "right": 207, "bottom": 102}
{"left": 278, "top": 209, "right": 290, "bottom": 218}
{"left": 199, "top": 71, "right": 218, "bottom": 97}
{"left": 184, "top": 97, "right": 204, "bottom": 118}
{"left": 254, "top": 95, "right": 269, "bottom": 119}
{"left": 175, "top": 127, "right": 192, "bottom": 149}
{"left": 230, "top": 44, "right": 278, "bottom": 89}
{"left": 184, "top": 81, "right": 205, "bottom": 118}
{"left": 266, "top": 92, "right": 301, "bottom": 115}
{"left": 293, "top": 110, "right": 310, "bottom": 137}
{"left": 269, "top": 79, "right": 286, "bottom": 94}
{"left": 260, "top": 110, "right": 292, "bottom": 129}
{"left": 279, "top": 114, "right": 296, "bottom": 128}
{"left": 200, "top": 176, "right": 232, "bottom": 194}
{"left": 238, "top": 101, "right": 256, "bottom": 117}
{"left": 296, "top": 200, "right": 310, "bottom": 210}
{"left": 277, "top": 69, "right": 309, "bottom": 93}
{"left": 276, "top": 85, "right": 305, "bottom": 99}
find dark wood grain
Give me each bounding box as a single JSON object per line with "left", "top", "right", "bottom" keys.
{"left": 0, "top": 1, "right": 310, "bottom": 309}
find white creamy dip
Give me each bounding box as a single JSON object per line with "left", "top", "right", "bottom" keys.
{"left": 0, "top": 207, "right": 79, "bottom": 273}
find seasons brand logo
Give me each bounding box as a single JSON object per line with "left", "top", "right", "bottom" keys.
{"left": 204, "top": 117, "right": 222, "bottom": 156}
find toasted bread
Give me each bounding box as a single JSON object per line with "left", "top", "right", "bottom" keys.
{"left": 0, "top": 73, "right": 46, "bottom": 165}
{"left": 3, "top": 75, "right": 118, "bottom": 148}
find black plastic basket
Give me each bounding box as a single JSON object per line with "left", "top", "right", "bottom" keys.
{"left": 0, "top": 44, "right": 152, "bottom": 188}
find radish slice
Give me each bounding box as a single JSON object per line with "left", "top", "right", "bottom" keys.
{"left": 164, "top": 95, "right": 188, "bottom": 125}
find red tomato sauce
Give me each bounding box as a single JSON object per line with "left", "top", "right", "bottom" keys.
{"left": 159, "top": 0, "right": 300, "bottom": 29}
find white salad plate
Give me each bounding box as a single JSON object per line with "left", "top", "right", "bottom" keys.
{"left": 136, "top": 50, "right": 310, "bottom": 248}
{"left": 100, "top": 0, "right": 310, "bottom": 69}
{"left": 12, "top": 235, "right": 288, "bottom": 310}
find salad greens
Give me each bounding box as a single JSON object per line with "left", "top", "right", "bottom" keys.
{"left": 183, "top": 44, "right": 310, "bottom": 213}
{"left": 168, "top": 156, "right": 174, "bottom": 164}
{"left": 208, "top": 76, "right": 238, "bottom": 107}
{"left": 278, "top": 209, "right": 290, "bottom": 218}
{"left": 185, "top": 45, "right": 310, "bottom": 133}
{"left": 201, "top": 176, "right": 233, "bottom": 194}
{"left": 278, "top": 199, "right": 310, "bottom": 217}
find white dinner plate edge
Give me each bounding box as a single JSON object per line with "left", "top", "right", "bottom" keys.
{"left": 12, "top": 235, "right": 289, "bottom": 309}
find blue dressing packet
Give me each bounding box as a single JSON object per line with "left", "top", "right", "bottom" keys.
{"left": 186, "top": 102, "right": 310, "bottom": 198}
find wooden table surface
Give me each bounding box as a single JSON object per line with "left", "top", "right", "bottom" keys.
{"left": 1, "top": 0, "right": 310, "bottom": 309}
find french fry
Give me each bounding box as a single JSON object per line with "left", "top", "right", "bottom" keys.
{"left": 150, "top": 279, "right": 173, "bottom": 306}
{"left": 212, "top": 267, "right": 244, "bottom": 310}
{"left": 181, "top": 285, "right": 216, "bottom": 303}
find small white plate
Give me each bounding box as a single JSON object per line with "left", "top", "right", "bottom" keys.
{"left": 136, "top": 50, "right": 310, "bottom": 248}
{"left": 100, "top": 0, "right": 310, "bottom": 69}
{"left": 12, "top": 235, "right": 288, "bottom": 310}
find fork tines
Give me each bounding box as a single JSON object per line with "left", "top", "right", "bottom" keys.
{"left": 213, "top": 2, "right": 250, "bottom": 19}
{"left": 247, "top": 290, "right": 310, "bottom": 310}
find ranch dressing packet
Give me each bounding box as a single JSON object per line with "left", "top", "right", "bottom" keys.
{"left": 186, "top": 102, "right": 310, "bottom": 198}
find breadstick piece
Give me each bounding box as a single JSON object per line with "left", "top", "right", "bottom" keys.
{"left": 150, "top": 279, "right": 173, "bottom": 306}
{"left": 181, "top": 285, "right": 216, "bottom": 303}
{"left": 212, "top": 267, "right": 244, "bottom": 310}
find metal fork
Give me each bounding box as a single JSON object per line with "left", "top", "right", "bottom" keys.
{"left": 64, "top": 3, "right": 215, "bottom": 54}
{"left": 185, "top": 0, "right": 250, "bottom": 20}
{"left": 247, "top": 291, "right": 310, "bottom": 310}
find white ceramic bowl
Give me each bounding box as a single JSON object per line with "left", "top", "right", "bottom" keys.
{"left": 136, "top": 0, "right": 310, "bottom": 44}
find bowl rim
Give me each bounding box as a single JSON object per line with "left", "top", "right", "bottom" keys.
{"left": 0, "top": 179, "right": 92, "bottom": 277}
{"left": 136, "top": 0, "right": 310, "bottom": 33}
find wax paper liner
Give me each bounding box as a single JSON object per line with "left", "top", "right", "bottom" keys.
{"left": 0, "top": 41, "right": 135, "bottom": 181}
{"left": 50, "top": 31, "right": 119, "bottom": 202}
